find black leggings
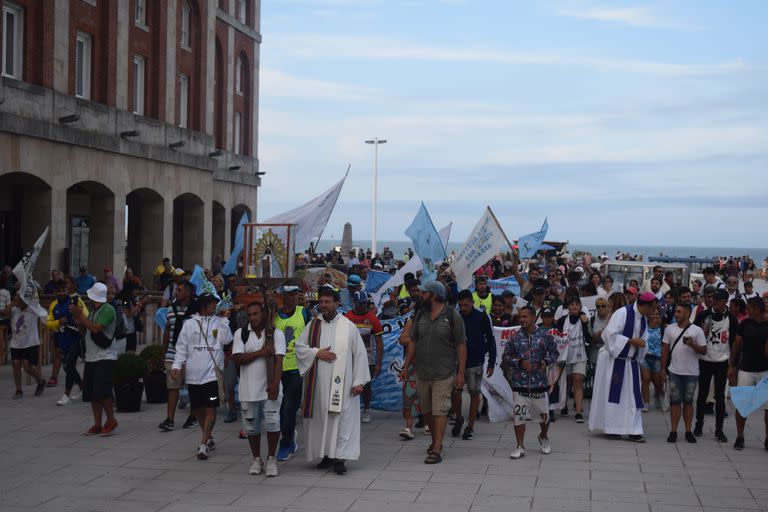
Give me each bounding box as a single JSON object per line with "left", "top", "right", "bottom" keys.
{"left": 62, "top": 342, "right": 82, "bottom": 392}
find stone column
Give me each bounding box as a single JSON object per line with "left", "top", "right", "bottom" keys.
{"left": 164, "top": 1, "right": 177, "bottom": 121}
{"left": 52, "top": 0, "right": 70, "bottom": 93}
{"left": 115, "top": 0, "right": 130, "bottom": 110}
{"left": 226, "top": 25, "right": 235, "bottom": 151}
{"left": 204, "top": 1, "right": 217, "bottom": 136}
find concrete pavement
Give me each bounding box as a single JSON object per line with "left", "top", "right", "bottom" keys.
{"left": 1, "top": 362, "right": 767, "bottom": 512}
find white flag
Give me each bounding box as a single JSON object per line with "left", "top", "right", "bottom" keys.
{"left": 13, "top": 227, "right": 49, "bottom": 318}
{"left": 450, "top": 207, "right": 510, "bottom": 290}
{"left": 438, "top": 222, "right": 452, "bottom": 251}
{"left": 371, "top": 255, "right": 422, "bottom": 310}
{"left": 263, "top": 171, "right": 347, "bottom": 251}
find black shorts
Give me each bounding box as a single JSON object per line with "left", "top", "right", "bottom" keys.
{"left": 10, "top": 346, "right": 40, "bottom": 365}
{"left": 83, "top": 360, "right": 117, "bottom": 402}
{"left": 188, "top": 381, "right": 220, "bottom": 409}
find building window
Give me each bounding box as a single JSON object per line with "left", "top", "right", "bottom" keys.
{"left": 75, "top": 32, "right": 92, "bottom": 99}
{"left": 135, "top": 0, "right": 146, "bottom": 25}
{"left": 179, "top": 74, "right": 189, "bottom": 128}
{"left": 238, "top": 0, "right": 247, "bottom": 24}
{"left": 132, "top": 56, "right": 145, "bottom": 115}
{"left": 180, "top": 0, "right": 190, "bottom": 49}
{"left": 234, "top": 112, "right": 241, "bottom": 154}
{"left": 235, "top": 56, "right": 242, "bottom": 95}
{"left": 2, "top": 2, "right": 24, "bottom": 79}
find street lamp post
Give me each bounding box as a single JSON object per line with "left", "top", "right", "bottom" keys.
{"left": 364, "top": 137, "right": 386, "bottom": 256}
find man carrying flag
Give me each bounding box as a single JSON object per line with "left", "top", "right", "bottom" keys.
{"left": 295, "top": 287, "right": 370, "bottom": 475}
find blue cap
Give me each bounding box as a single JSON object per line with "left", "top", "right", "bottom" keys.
{"left": 347, "top": 274, "right": 362, "bottom": 287}
{"left": 352, "top": 291, "right": 369, "bottom": 304}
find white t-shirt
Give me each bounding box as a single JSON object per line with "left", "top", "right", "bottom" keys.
{"left": 663, "top": 323, "right": 706, "bottom": 376}
{"left": 10, "top": 307, "right": 41, "bottom": 349}
{"left": 232, "top": 327, "right": 286, "bottom": 402}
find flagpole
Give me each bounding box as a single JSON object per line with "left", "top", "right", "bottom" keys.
{"left": 487, "top": 206, "right": 515, "bottom": 253}
{"left": 365, "top": 139, "right": 387, "bottom": 256}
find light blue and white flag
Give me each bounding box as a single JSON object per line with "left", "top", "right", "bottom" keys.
{"left": 222, "top": 212, "right": 249, "bottom": 275}
{"left": 364, "top": 270, "right": 391, "bottom": 295}
{"left": 405, "top": 203, "right": 446, "bottom": 284}
{"left": 189, "top": 265, "right": 220, "bottom": 300}
{"left": 518, "top": 218, "right": 549, "bottom": 259}
{"left": 730, "top": 376, "right": 768, "bottom": 418}
{"left": 438, "top": 222, "right": 452, "bottom": 251}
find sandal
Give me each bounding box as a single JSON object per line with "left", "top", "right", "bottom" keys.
{"left": 424, "top": 451, "right": 443, "bottom": 464}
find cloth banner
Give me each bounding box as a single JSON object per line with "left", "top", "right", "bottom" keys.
{"left": 405, "top": 203, "right": 446, "bottom": 284}
{"left": 481, "top": 325, "right": 520, "bottom": 422}
{"left": 730, "top": 376, "right": 768, "bottom": 417}
{"left": 371, "top": 256, "right": 422, "bottom": 312}
{"left": 263, "top": 172, "right": 347, "bottom": 251}
{"left": 222, "top": 212, "right": 249, "bottom": 275}
{"left": 488, "top": 276, "right": 521, "bottom": 297}
{"left": 369, "top": 315, "right": 411, "bottom": 411}
{"left": 438, "top": 222, "right": 452, "bottom": 251}
{"left": 518, "top": 218, "right": 549, "bottom": 259}
{"left": 451, "top": 207, "right": 510, "bottom": 290}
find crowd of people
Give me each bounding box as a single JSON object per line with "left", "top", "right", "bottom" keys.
{"left": 2, "top": 247, "right": 768, "bottom": 478}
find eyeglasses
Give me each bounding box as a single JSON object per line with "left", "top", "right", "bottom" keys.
{"left": 596, "top": 305, "right": 608, "bottom": 309}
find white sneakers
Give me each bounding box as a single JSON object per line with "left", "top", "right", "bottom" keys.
{"left": 196, "top": 444, "right": 208, "bottom": 460}
{"left": 265, "top": 456, "right": 278, "bottom": 477}
{"left": 510, "top": 446, "right": 525, "bottom": 459}
{"left": 56, "top": 394, "right": 72, "bottom": 406}
{"left": 362, "top": 409, "right": 372, "bottom": 423}
{"left": 249, "top": 457, "right": 263, "bottom": 475}
{"left": 250, "top": 457, "right": 278, "bottom": 477}
{"left": 399, "top": 427, "right": 415, "bottom": 440}
{"left": 538, "top": 435, "right": 551, "bottom": 455}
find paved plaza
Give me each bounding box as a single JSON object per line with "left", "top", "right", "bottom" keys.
{"left": 1, "top": 363, "right": 767, "bottom": 512}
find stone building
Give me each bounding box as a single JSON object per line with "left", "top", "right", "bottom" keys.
{"left": 0, "top": 0, "right": 261, "bottom": 284}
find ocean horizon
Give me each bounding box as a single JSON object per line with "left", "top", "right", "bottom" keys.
{"left": 314, "top": 240, "right": 768, "bottom": 264}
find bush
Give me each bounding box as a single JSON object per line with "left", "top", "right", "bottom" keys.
{"left": 140, "top": 344, "right": 165, "bottom": 373}
{"left": 114, "top": 352, "right": 148, "bottom": 384}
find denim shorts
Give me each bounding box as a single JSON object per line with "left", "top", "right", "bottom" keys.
{"left": 241, "top": 397, "right": 282, "bottom": 435}
{"left": 640, "top": 354, "right": 661, "bottom": 373}
{"left": 668, "top": 373, "right": 698, "bottom": 405}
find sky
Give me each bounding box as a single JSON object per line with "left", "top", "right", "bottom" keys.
{"left": 256, "top": 0, "right": 768, "bottom": 248}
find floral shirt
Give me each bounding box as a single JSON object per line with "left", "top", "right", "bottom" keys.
{"left": 501, "top": 326, "right": 559, "bottom": 392}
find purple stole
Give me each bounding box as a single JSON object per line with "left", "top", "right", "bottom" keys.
{"left": 301, "top": 319, "right": 323, "bottom": 418}
{"left": 608, "top": 305, "right": 645, "bottom": 409}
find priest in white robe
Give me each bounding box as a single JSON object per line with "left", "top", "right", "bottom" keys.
{"left": 589, "top": 292, "right": 658, "bottom": 441}
{"left": 295, "top": 286, "right": 370, "bottom": 475}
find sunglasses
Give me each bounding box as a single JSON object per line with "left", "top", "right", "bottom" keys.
{"left": 596, "top": 305, "right": 608, "bottom": 309}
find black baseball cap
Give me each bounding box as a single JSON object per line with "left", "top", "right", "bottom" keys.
{"left": 713, "top": 289, "right": 729, "bottom": 301}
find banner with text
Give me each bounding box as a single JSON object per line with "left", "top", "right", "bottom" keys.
{"left": 370, "top": 314, "right": 412, "bottom": 411}
{"left": 451, "top": 207, "right": 510, "bottom": 290}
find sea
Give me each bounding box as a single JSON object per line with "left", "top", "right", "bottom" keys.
{"left": 313, "top": 240, "right": 768, "bottom": 264}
